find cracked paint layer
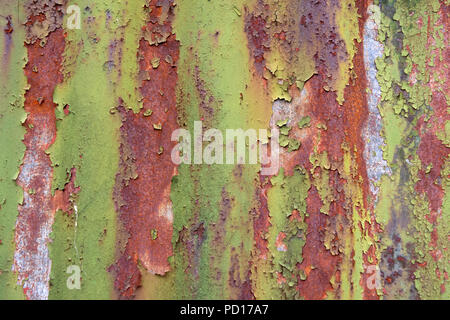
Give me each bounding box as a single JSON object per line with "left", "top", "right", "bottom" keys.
{"left": 0, "top": 0, "right": 27, "bottom": 300}
{"left": 111, "top": 0, "right": 179, "bottom": 299}
{"left": 12, "top": 1, "right": 66, "bottom": 300}
{"left": 0, "top": 0, "right": 448, "bottom": 300}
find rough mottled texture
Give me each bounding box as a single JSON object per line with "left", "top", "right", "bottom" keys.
{"left": 111, "top": 0, "right": 179, "bottom": 299}
{"left": 0, "top": 0, "right": 448, "bottom": 300}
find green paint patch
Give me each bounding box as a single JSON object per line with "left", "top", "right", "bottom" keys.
{"left": 151, "top": 229, "right": 158, "bottom": 240}
{"left": 375, "top": 0, "right": 448, "bottom": 299}
{"left": 267, "top": 167, "right": 311, "bottom": 299}
{"left": 309, "top": 151, "right": 333, "bottom": 215}
{"left": 297, "top": 116, "right": 311, "bottom": 129}
{"left": 48, "top": 0, "right": 137, "bottom": 299}
{"left": 261, "top": 0, "right": 360, "bottom": 104}
{"left": 335, "top": 0, "right": 361, "bottom": 104}
{"left": 0, "top": 3, "right": 27, "bottom": 299}
{"left": 276, "top": 120, "right": 300, "bottom": 152}
{"left": 170, "top": 0, "right": 267, "bottom": 299}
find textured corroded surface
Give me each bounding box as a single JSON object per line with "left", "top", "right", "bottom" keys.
{"left": 0, "top": 0, "right": 448, "bottom": 300}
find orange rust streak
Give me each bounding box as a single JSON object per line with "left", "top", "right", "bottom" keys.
{"left": 340, "top": 0, "right": 377, "bottom": 299}
{"left": 15, "top": 27, "right": 65, "bottom": 299}
{"left": 111, "top": 1, "right": 179, "bottom": 299}
{"left": 298, "top": 186, "right": 339, "bottom": 299}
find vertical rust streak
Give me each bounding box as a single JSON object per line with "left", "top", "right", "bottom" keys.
{"left": 111, "top": 0, "right": 179, "bottom": 299}
{"left": 14, "top": 23, "right": 65, "bottom": 299}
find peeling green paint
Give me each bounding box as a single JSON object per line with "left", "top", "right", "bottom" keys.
{"left": 375, "top": 0, "right": 449, "bottom": 299}
{"left": 0, "top": 0, "right": 447, "bottom": 301}
{"left": 267, "top": 167, "right": 310, "bottom": 299}
{"left": 48, "top": 0, "right": 137, "bottom": 299}
{"left": 169, "top": 0, "right": 267, "bottom": 299}
{"left": 0, "top": 2, "right": 27, "bottom": 299}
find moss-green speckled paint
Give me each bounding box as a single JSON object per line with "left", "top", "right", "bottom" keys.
{"left": 169, "top": 0, "right": 269, "bottom": 299}
{"left": 375, "top": 0, "right": 448, "bottom": 299}
{"left": 0, "top": 2, "right": 27, "bottom": 299}
{"left": 48, "top": 0, "right": 146, "bottom": 299}
{"left": 0, "top": 0, "right": 447, "bottom": 300}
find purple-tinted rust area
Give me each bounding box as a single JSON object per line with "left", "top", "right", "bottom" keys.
{"left": 245, "top": 2, "right": 270, "bottom": 77}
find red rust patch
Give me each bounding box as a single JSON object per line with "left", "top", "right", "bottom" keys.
{"left": 298, "top": 186, "right": 339, "bottom": 299}
{"left": 253, "top": 176, "right": 271, "bottom": 260}
{"left": 14, "top": 26, "right": 65, "bottom": 299}
{"left": 111, "top": 0, "right": 179, "bottom": 299}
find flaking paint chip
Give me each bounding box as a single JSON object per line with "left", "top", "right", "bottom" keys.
{"left": 165, "top": 55, "right": 173, "bottom": 65}
{"left": 280, "top": 126, "right": 291, "bottom": 135}
{"left": 298, "top": 116, "right": 311, "bottom": 129}
{"left": 233, "top": 6, "right": 241, "bottom": 17}
{"left": 276, "top": 119, "right": 288, "bottom": 127}
{"left": 151, "top": 57, "right": 160, "bottom": 69}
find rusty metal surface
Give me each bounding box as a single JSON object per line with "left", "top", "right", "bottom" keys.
{"left": 0, "top": 0, "right": 448, "bottom": 300}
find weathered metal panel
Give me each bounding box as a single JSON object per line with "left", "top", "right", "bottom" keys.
{"left": 0, "top": 0, "right": 448, "bottom": 300}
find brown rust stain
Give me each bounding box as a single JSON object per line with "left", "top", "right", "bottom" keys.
{"left": 298, "top": 185, "right": 340, "bottom": 299}
{"left": 245, "top": 0, "right": 372, "bottom": 299}
{"left": 253, "top": 175, "right": 271, "bottom": 260}
{"left": 290, "top": 0, "right": 372, "bottom": 299}
{"left": 293, "top": 73, "right": 347, "bottom": 299}
{"left": 53, "top": 167, "right": 80, "bottom": 215}
{"left": 14, "top": 17, "right": 65, "bottom": 298}
{"left": 341, "top": 0, "right": 379, "bottom": 300}
{"left": 111, "top": 0, "right": 179, "bottom": 299}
